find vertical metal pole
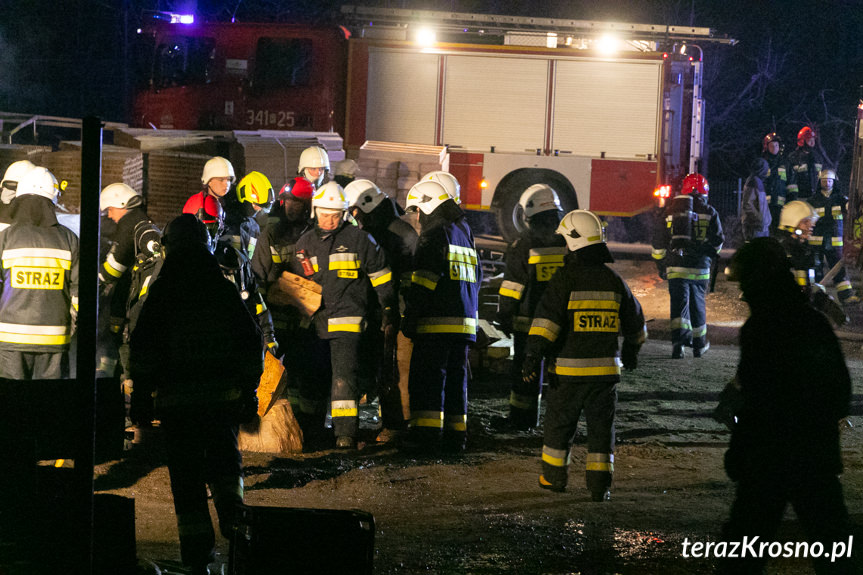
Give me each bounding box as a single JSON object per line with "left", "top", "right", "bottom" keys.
{"left": 78, "top": 116, "right": 102, "bottom": 574}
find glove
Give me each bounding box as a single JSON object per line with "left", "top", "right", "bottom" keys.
{"left": 521, "top": 354, "right": 542, "bottom": 387}
{"left": 621, "top": 341, "right": 639, "bottom": 370}
{"left": 382, "top": 306, "right": 400, "bottom": 340}
{"left": 655, "top": 261, "right": 667, "bottom": 280}
{"left": 401, "top": 314, "right": 417, "bottom": 339}
{"left": 266, "top": 337, "right": 279, "bottom": 356}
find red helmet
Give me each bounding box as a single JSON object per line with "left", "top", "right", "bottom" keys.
{"left": 797, "top": 126, "right": 815, "bottom": 147}
{"left": 279, "top": 177, "right": 314, "bottom": 203}
{"left": 681, "top": 173, "right": 709, "bottom": 196}
{"left": 762, "top": 132, "right": 781, "bottom": 152}
{"left": 182, "top": 192, "right": 224, "bottom": 240}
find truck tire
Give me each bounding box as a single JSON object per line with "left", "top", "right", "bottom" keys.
{"left": 491, "top": 169, "right": 578, "bottom": 243}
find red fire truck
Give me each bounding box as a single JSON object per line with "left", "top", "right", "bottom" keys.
{"left": 132, "top": 6, "right": 734, "bottom": 239}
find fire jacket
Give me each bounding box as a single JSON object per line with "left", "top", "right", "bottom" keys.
{"left": 497, "top": 230, "right": 567, "bottom": 333}
{"left": 251, "top": 215, "right": 313, "bottom": 332}
{"left": 403, "top": 215, "right": 481, "bottom": 342}
{"left": 776, "top": 229, "right": 815, "bottom": 289}
{"left": 786, "top": 145, "right": 824, "bottom": 200}
{"left": 0, "top": 195, "right": 79, "bottom": 352}
{"left": 129, "top": 243, "right": 264, "bottom": 419}
{"left": 808, "top": 189, "right": 846, "bottom": 250}
{"left": 651, "top": 194, "right": 724, "bottom": 280}
{"left": 222, "top": 194, "right": 261, "bottom": 260}
{"left": 762, "top": 150, "right": 789, "bottom": 208}
{"left": 292, "top": 219, "right": 396, "bottom": 339}
{"left": 99, "top": 207, "right": 151, "bottom": 285}
{"left": 214, "top": 239, "right": 276, "bottom": 347}
{"left": 526, "top": 252, "right": 646, "bottom": 383}
{"left": 358, "top": 198, "right": 418, "bottom": 304}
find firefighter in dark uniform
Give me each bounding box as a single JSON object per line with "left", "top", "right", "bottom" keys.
{"left": 0, "top": 167, "right": 78, "bottom": 380}
{"left": 98, "top": 183, "right": 153, "bottom": 377}
{"left": 183, "top": 192, "right": 278, "bottom": 352}
{"left": 523, "top": 209, "right": 645, "bottom": 500}
{"left": 775, "top": 200, "right": 850, "bottom": 327}
{"left": 344, "top": 179, "right": 418, "bottom": 435}
{"left": 251, "top": 177, "right": 325, "bottom": 445}
{"left": 651, "top": 173, "right": 724, "bottom": 358}
{"left": 761, "top": 132, "right": 789, "bottom": 234}
{"left": 786, "top": 126, "right": 824, "bottom": 202}
{"left": 221, "top": 170, "right": 274, "bottom": 262}
{"left": 808, "top": 168, "right": 859, "bottom": 304}
{"left": 129, "top": 214, "right": 264, "bottom": 575}
{"left": 720, "top": 238, "right": 853, "bottom": 575}
{"left": 292, "top": 182, "right": 397, "bottom": 450}
{"left": 402, "top": 179, "right": 481, "bottom": 453}
{"left": 496, "top": 184, "right": 567, "bottom": 430}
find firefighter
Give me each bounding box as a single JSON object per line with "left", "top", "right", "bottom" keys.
{"left": 523, "top": 210, "right": 645, "bottom": 499}
{"left": 344, "top": 179, "right": 418, "bottom": 436}
{"left": 774, "top": 200, "right": 849, "bottom": 326}
{"left": 809, "top": 168, "right": 859, "bottom": 304}
{"left": 785, "top": 126, "right": 824, "bottom": 201}
{"left": 651, "top": 173, "right": 724, "bottom": 358}
{"left": 0, "top": 167, "right": 78, "bottom": 379}
{"left": 333, "top": 158, "right": 359, "bottom": 188}
{"left": 761, "top": 132, "right": 788, "bottom": 234}
{"left": 401, "top": 179, "right": 480, "bottom": 453}
{"left": 251, "top": 177, "right": 325, "bottom": 447}
{"left": 222, "top": 170, "right": 275, "bottom": 259}
{"left": 740, "top": 158, "right": 771, "bottom": 241}
{"left": 297, "top": 146, "right": 330, "bottom": 189}
{"left": 720, "top": 237, "right": 852, "bottom": 575}
{"left": 496, "top": 184, "right": 567, "bottom": 430}
{"left": 183, "top": 192, "right": 278, "bottom": 352}
{"left": 0, "top": 160, "right": 36, "bottom": 221}
{"left": 291, "top": 181, "right": 398, "bottom": 450}
{"left": 129, "top": 214, "right": 264, "bottom": 575}
{"left": 98, "top": 183, "right": 153, "bottom": 375}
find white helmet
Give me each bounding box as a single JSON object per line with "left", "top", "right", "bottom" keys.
{"left": 779, "top": 200, "right": 818, "bottom": 231}
{"left": 406, "top": 180, "right": 452, "bottom": 215}
{"left": 311, "top": 181, "right": 348, "bottom": 217}
{"left": 1, "top": 160, "right": 37, "bottom": 204}
{"left": 335, "top": 158, "right": 358, "bottom": 178}
{"left": 298, "top": 146, "right": 331, "bottom": 173}
{"left": 201, "top": 156, "right": 235, "bottom": 185}
{"left": 556, "top": 209, "right": 607, "bottom": 252}
{"left": 344, "top": 179, "right": 386, "bottom": 214}
{"left": 100, "top": 183, "right": 143, "bottom": 212}
{"left": 519, "top": 184, "right": 561, "bottom": 219}
{"left": 422, "top": 171, "right": 460, "bottom": 204}
{"left": 16, "top": 167, "right": 60, "bottom": 203}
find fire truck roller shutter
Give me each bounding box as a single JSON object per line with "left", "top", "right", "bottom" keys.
{"left": 491, "top": 168, "right": 577, "bottom": 243}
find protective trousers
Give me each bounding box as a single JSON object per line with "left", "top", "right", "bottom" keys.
{"left": 0, "top": 350, "right": 68, "bottom": 380}
{"left": 509, "top": 331, "right": 543, "bottom": 428}
{"left": 720, "top": 473, "right": 853, "bottom": 574}
{"left": 540, "top": 379, "right": 616, "bottom": 496}
{"left": 408, "top": 336, "right": 469, "bottom": 450}
{"left": 814, "top": 246, "right": 856, "bottom": 302}
{"left": 162, "top": 418, "right": 243, "bottom": 570}
{"left": 329, "top": 334, "right": 360, "bottom": 440}
{"left": 278, "top": 326, "right": 329, "bottom": 427}
{"left": 668, "top": 277, "right": 709, "bottom": 350}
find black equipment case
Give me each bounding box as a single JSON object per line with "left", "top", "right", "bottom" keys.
{"left": 229, "top": 505, "right": 375, "bottom": 574}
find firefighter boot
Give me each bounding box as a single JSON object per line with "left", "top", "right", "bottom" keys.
{"left": 672, "top": 344, "right": 686, "bottom": 359}
{"left": 693, "top": 342, "right": 710, "bottom": 358}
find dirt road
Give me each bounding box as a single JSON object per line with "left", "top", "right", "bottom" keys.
{"left": 95, "top": 260, "right": 863, "bottom": 574}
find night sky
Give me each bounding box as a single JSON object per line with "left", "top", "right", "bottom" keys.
{"left": 3, "top": 0, "right": 863, "bottom": 181}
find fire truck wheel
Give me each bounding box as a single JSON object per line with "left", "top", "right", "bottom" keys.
{"left": 491, "top": 169, "right": 577, "bottom": 243}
